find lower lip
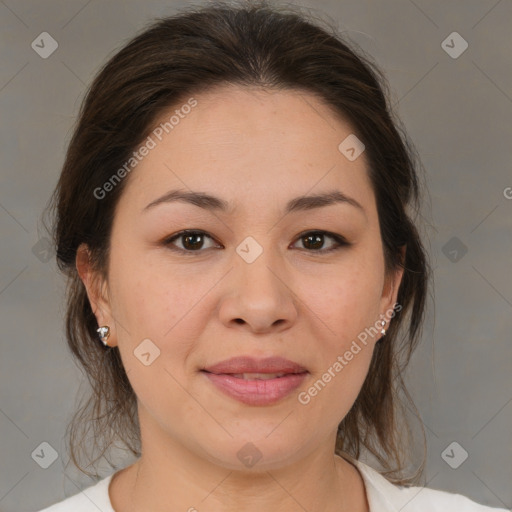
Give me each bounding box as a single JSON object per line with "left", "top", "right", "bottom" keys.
{"left": 201, "top": 371, "right": 308, "bottom": 406}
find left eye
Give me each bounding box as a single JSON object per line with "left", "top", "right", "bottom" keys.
{"left": 163, "top": 230, "right": 220, "bottom": 252}
{"left": 292, "top": 230, "right": 349, "bottom": 253}
{"left": 163, "top": 230, "right": 349, "bottom": 254}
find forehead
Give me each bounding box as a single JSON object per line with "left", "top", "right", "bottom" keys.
{"left": 119, "top": 85, "right": 375, "bottom": 217}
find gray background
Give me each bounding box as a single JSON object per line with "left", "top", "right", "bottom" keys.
{"left": 0, "top": 0, "right": 511, "bottom": 510}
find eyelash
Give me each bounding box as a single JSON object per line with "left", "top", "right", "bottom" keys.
{"left": 162, "top": 229, "right": 350, "bottom": 255}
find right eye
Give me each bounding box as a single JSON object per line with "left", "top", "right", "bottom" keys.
{"left": 163, "top": 230, "right": 222, "bottom": 253}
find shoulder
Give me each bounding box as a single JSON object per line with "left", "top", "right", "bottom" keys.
{"left": 393, "top": 484, "right": 510, "bottom": 512}
{"left": 35, "top": 474, "right": 114, "bottom": 512}
{"left": 345, "top": 455, "right": 510, "bottom": 512}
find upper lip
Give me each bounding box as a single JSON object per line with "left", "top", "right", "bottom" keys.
{"left": 202, "top": 356, "right": 308, "bottom": 375}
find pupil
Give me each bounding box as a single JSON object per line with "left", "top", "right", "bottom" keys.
{"left": 305, "top": 233, "right": 323, "bottom": 250}
{"left": 184, "top": 233, "right": 202, "bottom": 250}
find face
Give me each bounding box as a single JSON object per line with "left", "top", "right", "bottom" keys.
{"left": 78, "top": 85, "right": 403, "bottom": 471}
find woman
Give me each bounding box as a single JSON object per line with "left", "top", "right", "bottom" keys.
{"left": 38, "top": 1, "right": 509, "bottom": 511}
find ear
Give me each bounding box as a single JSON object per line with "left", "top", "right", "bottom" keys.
{"left": 380, "top": 245, "right": 406, "bottom": 317}
{"left": 76, "top": 243, "right": 117, "bottom": 347}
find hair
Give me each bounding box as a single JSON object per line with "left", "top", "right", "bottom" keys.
{"left": 43, "top": 0, "right": 432, "bottom": 485}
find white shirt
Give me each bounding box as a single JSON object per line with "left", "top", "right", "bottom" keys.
{"left": 37, "top": 456, "right": 510, "bottom": 511}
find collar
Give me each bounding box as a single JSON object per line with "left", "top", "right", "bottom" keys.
{"left": 339, "top": 452, "right": 407, "bottom": 511}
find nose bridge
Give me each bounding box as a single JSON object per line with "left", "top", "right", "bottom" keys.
{"left": 234, "top": 233, "right": 286, "bottom": 297}
{"left": 218, "top": 234, "right": 297, "bottom": 332}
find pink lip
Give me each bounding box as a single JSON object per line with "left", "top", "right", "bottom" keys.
{"left": 201, "top": 371, "right": 308, "bottom": 406}
{"left": 201, "top": 356, "right": 309, "bottom": 406}
{"left": 202, "top": 355, "right": 307, "bottom": 374}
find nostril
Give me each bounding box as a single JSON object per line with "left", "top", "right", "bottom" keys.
{"left": 234, "top": 318, "right": 245, "bottom": 325}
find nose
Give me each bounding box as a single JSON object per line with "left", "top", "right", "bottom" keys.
{"left": 218, "top": 255, "right": 298, "bottom": 335}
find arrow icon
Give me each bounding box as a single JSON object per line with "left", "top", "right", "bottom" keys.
{"left": 236, "top": 236, "right": 263, "bottom": 263}
{"left": 31, "top": 32, "right": 59, "bottom": 59}
{"left": 237, "top": 442, "right": 263, "bottom": 467}
{"left": 441, "top": 32, "right": 468, "bottom": 59}
{"left": 31, "top": 441, "right": 59, "bottom": 468}
{"left": 134, "top": 338, "right": 160, "bottom": 365}
{"left": 441, "top": 441, "right": 468, "bottom": 469}
{"left": 338, "top": 134, "right": 365, "bottom": 161}
{"left": 442, "top": 236, "right": 467, "bottom": 262}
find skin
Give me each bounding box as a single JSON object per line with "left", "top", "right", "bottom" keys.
{"left": 77, "top": 84, "right": 404, "bottom": 512}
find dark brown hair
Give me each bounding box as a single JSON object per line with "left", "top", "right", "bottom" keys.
{"left": 44, "top": 0, "right": 432, "bottom": 484}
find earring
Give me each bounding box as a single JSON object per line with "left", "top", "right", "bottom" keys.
{"left": 380, "top": 319, "right": 387, "bottom": 336}
{"left": 97, "top": 326, "right": 111, "bottom": 347}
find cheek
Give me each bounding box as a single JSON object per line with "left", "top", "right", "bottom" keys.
{"left": 110, "top": 249, "right": 185, "bottom": 335}
{"left": 109, "top": 255, "right": 212, "bottom": 376}
{"left": 298, "top": 339, "right": 374, "bottom": 432}
{"left": 307, "top": 259, "right": 384, "bottom": 341}
{"left": 300, "top": 251, "right": 384, "bottom": 404}
{"left": 109, "top": 266, "right": 200, "bottom": 415}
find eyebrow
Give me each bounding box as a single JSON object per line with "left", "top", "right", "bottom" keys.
{"left": 143, "top": 189, "right": 365, "bottom": 216}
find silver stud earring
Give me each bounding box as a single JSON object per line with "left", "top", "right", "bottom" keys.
{"left": 97, "top": 326, "right": 111, "bottom": 347}
{"left": 380, "top": 319, "right": 386, "bottom": 336}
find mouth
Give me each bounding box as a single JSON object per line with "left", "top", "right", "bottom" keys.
{"left": 202, "top": 371, "right": 305, "bottom": 380}
{"left": 200, "top": 356, "right": 309, "bottom": 405}
{"left": 200, "top": 371, "right": 308, "bottom": 405}
{"left": 202, "top": 355, "right": 308, "bottom": 375}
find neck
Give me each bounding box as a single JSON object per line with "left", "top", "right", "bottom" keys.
{"left": 110, "top": 410, "right": 368, "bottom": 512}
